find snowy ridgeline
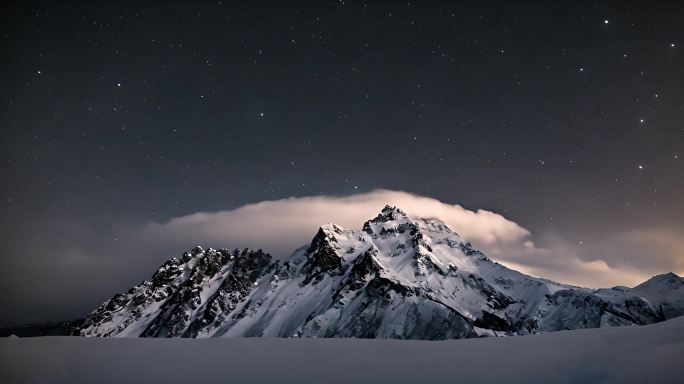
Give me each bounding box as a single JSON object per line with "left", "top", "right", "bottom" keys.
{"left": 2, "top": 316, "right": 683, "bottom": 384}
{"left": 78, "top": 205, "right": 684, "bottom": 339}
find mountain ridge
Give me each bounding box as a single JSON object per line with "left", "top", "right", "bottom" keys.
{"left": 78, "top": 205, "right": 684, "bottom": 339}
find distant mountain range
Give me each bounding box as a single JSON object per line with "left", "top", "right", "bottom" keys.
{"left": 31, "top": 206, "right": 684, "bottom": 339}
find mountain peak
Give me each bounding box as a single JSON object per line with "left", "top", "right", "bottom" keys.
{"left": 361, "top": 205, "right": 413, "bottom": 237}
{"left": 319, "top": 222, "right": 344, "bottom": 234}
{"left": 636, "top": 272, "right": 683, "bottom": 288}
{"left": 78, "top": 210, "right": 684, "bottom": 340}
{"left": 375, "top": 205, "right": 408, "bottom": 222}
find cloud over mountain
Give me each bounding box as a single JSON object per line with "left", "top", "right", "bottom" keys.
{"left": 2, "top": 189, "right": 681, "bottom": 325}
{"left": 142, "top": 189, "right": 682, "bottom": 287}
{"left": 142, "top": 189, "right": 530, "bottom": 257}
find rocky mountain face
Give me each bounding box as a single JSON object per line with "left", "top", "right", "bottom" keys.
{"left": 79, "top": 206, "right": 684, "bottom": 339}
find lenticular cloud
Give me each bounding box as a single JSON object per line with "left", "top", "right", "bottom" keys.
{"left": 143, "top": 189, "right": 531, "bottom": 258}
{"left": 140, "top": 189, "right": 680, "bottom": 287}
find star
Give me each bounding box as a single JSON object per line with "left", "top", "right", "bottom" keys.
{"left": 37, "top": 70, "right": 41, "bottom": 74}
{"left": 579, "top": 67, "right": 584, "bottom": 72}
{"left": 638, "top": 165, "right": 644, "bottom": 169}
{"left": 671, "top": 43, "right": 676, "bottom": 48}
{"left": 117, "top": 83, "right": 121, "bottom": 87}
{"left": 604, "top": 19, "right": 609, "bottom": 24}
{"left": 259, "top": 112, "right": 264, "bottom": 117}
{"left": 639, "top": 118, "right": 645, "bottom": 123}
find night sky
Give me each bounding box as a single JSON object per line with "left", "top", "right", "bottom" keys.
{"left": 1, "top": 1, "right": 683, "bottom": 324}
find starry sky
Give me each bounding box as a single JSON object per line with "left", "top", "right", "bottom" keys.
{"left": 1, "top": 1, "right": 683, "bottom": 324}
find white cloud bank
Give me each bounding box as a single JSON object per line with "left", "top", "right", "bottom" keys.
{"left": 142, "top": 189, "right": 683, "bottom": 288}
{"left": 4, "top": 189, "right": 683, "bottom": 324}
{"left": 143, "top": 189, "right": 528, "bottom": 255}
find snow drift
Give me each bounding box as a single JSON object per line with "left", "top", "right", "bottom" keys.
{"left": 2, "top": 316, "right": 683, "bottom": 383}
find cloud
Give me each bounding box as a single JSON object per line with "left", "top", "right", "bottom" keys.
{"left": 141, "top": 189, "right": 531, "bottom": 258}
{"left": 3, "top": 189, "right": 682, "bottom": 324}
{"left": 496, "top": 240, "right": 651, "bottom": 288}
{"left": 581, "top": 229, "right": 684, "bottom": 274}
{"left": 141, "top": 189, "right": 682, "bottom": 288}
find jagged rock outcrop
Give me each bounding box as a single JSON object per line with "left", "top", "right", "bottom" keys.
{"left": 79, "top": 205, "right": 684, "bottom": 339}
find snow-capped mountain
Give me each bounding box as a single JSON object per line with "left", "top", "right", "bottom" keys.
{"left": 629, "top": 272, "right": 684, "bottom": 320}
{"left": 79, "top": 206, "right": 684, "bottom": 339}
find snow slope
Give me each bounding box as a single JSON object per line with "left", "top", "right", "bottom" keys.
{"left": 630, "top": 272, "right": 684, "bottom": 319}
{"left": 3, "top": 316, "right": 683, "bottom": 384}
{"left": 78, "top": 205, "right": 684, "bottom": 339}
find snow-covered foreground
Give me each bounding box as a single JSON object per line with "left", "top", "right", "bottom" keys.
{"left": 2, "top": 316, "right": 683, "bottom": 384}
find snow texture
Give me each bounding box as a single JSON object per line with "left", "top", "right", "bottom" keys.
{"left": 78, "top": 206, "right": 684, "bottom": 339}
{"left": 2, "top": 316, "right": 683, "bottom": 384}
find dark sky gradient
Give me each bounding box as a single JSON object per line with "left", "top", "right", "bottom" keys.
{"left": 1, "top": 1, "right": 682, "bottom": 324}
